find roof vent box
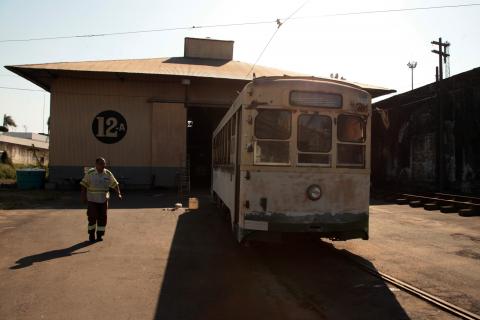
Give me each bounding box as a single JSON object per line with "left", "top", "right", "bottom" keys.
{"left": 184, "top": 37, "right": 234, "bottom": 60}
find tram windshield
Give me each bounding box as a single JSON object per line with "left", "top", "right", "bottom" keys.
{"left": 254, "top": 110, "right": 291, "bottom": 139}
{"left": 254, "top": 110, "right": 291, "bottom": 164}
{"left": 252, "top": 110, "right": 366, "bottom": 167}
{"left": 298, "top": 115, "right": 332, "bottom": 152}
{"left": 297, "top": 114, "right": 332, "bottom": 165}
{"left": 338, "top": 115, "right": 365, "bottom": 143}
{"left": 337, "top": 115, "right": 366, "bottom": 167}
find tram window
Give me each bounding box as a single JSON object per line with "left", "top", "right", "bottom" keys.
{"left": 230, "top": 119, "right": 235, "bottom": 163}
{"left": 298, "top": 153, "right": 330, "bottom": 164}
{"left": 337, "top": 144, "right": 365, "bottom": 167}
{"left": 226, "top": 122, "right": 230, "bottom": 164}
{"left": 255, "top": 141, "right": 290, "bottom": 164}
{"left": 213, "top": 119, "right": 236, "bottom": 166}
{"left": 254, "top": 110, "right": 291, "bottom": 140}
{"left": 231, "top": 114, "right": 236, "bottom": 136}
{"left": 213, "top": 137, "right": 217, "bottom": 164}
{"left": 298, "top": 114, "right": 332, "bottom": 153}
{"left": 338, "top": 115, "right": 365, "bottom": 143}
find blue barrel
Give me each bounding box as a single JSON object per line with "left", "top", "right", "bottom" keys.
{"left": 16, "top": 169, "right": 46, "bottom": 189}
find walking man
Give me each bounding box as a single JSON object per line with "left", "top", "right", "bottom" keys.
{"left": 80, "top": 157, "right": 122, "bottom": 242}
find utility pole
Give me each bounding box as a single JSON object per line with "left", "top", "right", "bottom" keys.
{"left": 431, "top": 37, "right": 450, "bottom": 81}
{"left": 431, "top": 37, "right": 450, "bottom": 191}
{"left": 407, "top": 61, "right": 417, "bottom": 90}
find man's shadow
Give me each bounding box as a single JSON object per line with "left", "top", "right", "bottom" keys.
{"left": 10, "top": 241, "right": 94, "bottom": 270}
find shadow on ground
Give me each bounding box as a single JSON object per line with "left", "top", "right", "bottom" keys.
{"left": 0, "top": 189, "right": 189, "bottom": 210}
{"left": 10, "top": 241, "right": 94, "bottom": 270}
{"left": 154, "top": 198, "right": 411, "bottom": 320}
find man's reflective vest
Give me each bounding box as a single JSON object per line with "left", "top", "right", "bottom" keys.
{"left": 80, "top": 168, "right": 119, "bottom": 203}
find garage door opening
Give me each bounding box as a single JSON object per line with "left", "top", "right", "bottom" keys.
{"left": 187, "top": 107, "right": 227, "bottom": 189}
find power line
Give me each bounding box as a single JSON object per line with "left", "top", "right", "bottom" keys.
{"left": 0, "top": 3, "right": 478, "bottom": 44}
{"left": 245, "top": 1, "right": 310, "bottom": 78}
{"left": 0, "top": 20, "right": 276, "bottom": 43}
{"left": 291, "top": 3, "right": 480, "bottom": 20}
{"left": 0, "top": 86, "right": 45, "bottom": 92}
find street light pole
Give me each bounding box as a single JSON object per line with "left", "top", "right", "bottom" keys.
{"left": 407, "top": 61, "right": 417, "bottom": 90}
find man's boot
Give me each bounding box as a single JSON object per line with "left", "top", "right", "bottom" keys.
{"left": 96, "top": 232, "right": 103, "bottom": 241}
{"left": 89, "top": 231, "right": 95, "bottom": 242}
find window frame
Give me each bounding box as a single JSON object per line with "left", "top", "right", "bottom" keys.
{"left": 337, "top": 114, "right": 366, "bottom": 143}
{"left": 336, "top": 113, "right": 367, "bottom": 168}
{"left": 213, "top": 115, "right": 237, "bottom": 167}
{"left": 336, "top": 144, "right": 366, "bottom": 168}
{"left": 296, "top": 113, "right": 333, "bottom": 167}
{"left": 254, "top": 109, "right": 292, "bottom": 140}
{"left": 253, "top": 108, "right": 292, "bottom": 166}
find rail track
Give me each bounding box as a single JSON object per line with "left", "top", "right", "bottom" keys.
{"left": 337, "top": 248, "right": 480, "bottom": 320}
{"left": 375, "top": 191, "right": 480, "bottom": 216}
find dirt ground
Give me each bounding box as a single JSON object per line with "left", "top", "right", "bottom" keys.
{"left": 0, "top": 190, "right": 478, "bottom": 320}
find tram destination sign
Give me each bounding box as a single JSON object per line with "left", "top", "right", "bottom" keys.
{"left": 92, "top": 110, "right": 127, "bottom": 144}
{"left": 290, "top": 91, "right": 342, "bottom": 108}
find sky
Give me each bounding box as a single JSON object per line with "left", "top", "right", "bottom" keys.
{"left": 0, "top": 0, "right": 479, "bottom": 133}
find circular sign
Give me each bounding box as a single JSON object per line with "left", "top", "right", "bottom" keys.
{"left": 92, "top": 110, "right": 127, "bottom": 144}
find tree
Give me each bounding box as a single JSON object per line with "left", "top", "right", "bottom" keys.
{"left": 3, "top": 114, "right": 17, "bottom": 131}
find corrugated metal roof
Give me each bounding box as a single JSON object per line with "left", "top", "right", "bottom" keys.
{"left": 5, "top": 57, "right": 395, "bottom": 98}
{"left": 7, "top": 57, "right": 303, "bottom": 79}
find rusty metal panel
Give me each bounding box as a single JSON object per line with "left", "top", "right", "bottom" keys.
{"left": 239, "top": 171, "right": 370, "bottom": 220}
{"left": 411, "top": 133, "right": 436, "bottom": 182}
{"left": 372, "top": 67, "right": 480, "bottom": 193}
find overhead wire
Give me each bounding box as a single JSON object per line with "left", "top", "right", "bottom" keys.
{"left": 245, "top": 0, "right": 310, "bottom": 78}
{"left": 0, "top": 3, "right": 478, "bottom": 44}
{"left": 291, "top": 3, "right": 480, "bottom": 20}
{"left": 0, "top": 20, "right": 276, "bottom": 43}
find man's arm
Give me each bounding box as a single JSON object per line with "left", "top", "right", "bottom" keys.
{"left": 108, "top": 172, "right": 122, "bottom": 200}
{"left": 114, "top": 185, "right": 122, "bottom": 200}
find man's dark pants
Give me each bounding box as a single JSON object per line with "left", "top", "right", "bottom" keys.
{"left": 87, "top": 201, "right": 108, "bottom": 238}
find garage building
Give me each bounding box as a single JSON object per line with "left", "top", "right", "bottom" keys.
{"left": 6, "top": 37, "right": 393, "bottom": 189}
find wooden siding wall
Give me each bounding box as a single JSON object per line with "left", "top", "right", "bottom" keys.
{"left": 49, "top": 76, "right": 242, "bottom": 169}
{"left": 151, "top": 103, "right": 186, "bottom": 167}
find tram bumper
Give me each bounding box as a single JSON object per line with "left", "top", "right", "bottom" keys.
{"left": 243, "top": 212, "right": 369, "bottom": 241}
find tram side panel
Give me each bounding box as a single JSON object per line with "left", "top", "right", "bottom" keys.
{"left": 212, "top": 167, "right": 236, "bottom": 218}
{"left": 211, "top": 108, "right": 242, "bottom": 225}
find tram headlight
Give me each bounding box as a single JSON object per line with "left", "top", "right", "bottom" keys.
{"left": 306, "top": 184, "right": 322, "bottom": 201}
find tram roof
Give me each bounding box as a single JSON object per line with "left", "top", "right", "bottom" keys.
{"left": 5, "top": 57, "right": 395, "bottom": 98}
